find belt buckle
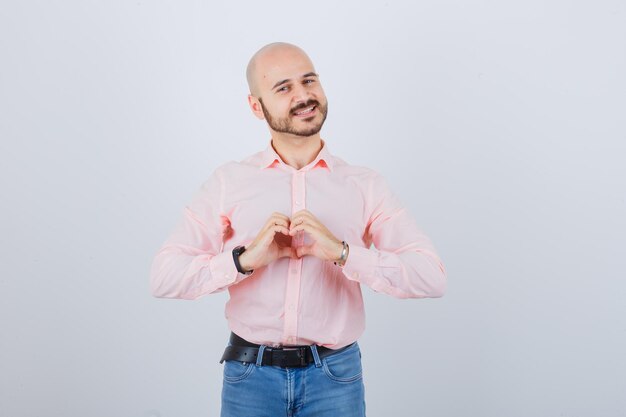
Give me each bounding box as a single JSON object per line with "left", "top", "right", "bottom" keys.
{"left": 281, "top": 346, "right": 308, "bottom": 367}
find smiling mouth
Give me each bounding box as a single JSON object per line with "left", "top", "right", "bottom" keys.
{"left": 292, "top": 105, "right": 316, "bottom": 117}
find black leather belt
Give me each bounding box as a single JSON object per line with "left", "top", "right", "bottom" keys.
{"left": 220, "top": 332, "right": 351, "bottom": 368}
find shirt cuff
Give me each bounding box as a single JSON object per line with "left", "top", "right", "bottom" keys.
{"left": 207, "top": 250, "right": 247, "bottom": 292}
{"left": 341, "top": 244, "right": 378, "bottom": 287}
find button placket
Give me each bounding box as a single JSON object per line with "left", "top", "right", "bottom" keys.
{"left": 282, "top": 170, "right": 307, "bottom": 345}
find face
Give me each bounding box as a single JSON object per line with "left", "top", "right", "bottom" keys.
{"left": 250, "top": 48, "right": 329, "bottom": 138}
{"left": 259, "top": 94, "right": 328, "bottom": 137}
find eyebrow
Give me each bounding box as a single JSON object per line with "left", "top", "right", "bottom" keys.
{"left": 272, "top": 72, "right": 319, "bottom": 90}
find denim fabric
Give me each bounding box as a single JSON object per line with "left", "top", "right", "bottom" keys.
{"left": 220, "top": 342, "right": 366, "bottom": 417}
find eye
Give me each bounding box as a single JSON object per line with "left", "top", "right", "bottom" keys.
{"left": 277, "top": 85, "right": 290, "bottom": 93}
{"left": 303, "top": 79, "right": 315, "bottom": 85}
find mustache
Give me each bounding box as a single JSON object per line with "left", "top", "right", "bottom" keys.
{"left": 290, "top": 100, "right": 320, "bottom": 115}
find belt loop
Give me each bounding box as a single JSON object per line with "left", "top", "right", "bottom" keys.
{"left": 256, "top": 345, "right": 266, "bottom": 367}
{"left": 310, "top": 345, "right": 322, "bottom": 368}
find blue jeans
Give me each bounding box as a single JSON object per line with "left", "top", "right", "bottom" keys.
{"left": 220, "top": 341, "right": 366, "bottom": 417}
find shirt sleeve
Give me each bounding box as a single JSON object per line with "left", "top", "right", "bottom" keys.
{"left": 150, "top": 169, "right": 250, "bottom": 300}
{"left": 341, "top": 172, "right": 447, "bottom": 299}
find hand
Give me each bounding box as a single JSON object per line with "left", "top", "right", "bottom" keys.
{"left": 239, "top": 213, "right": 295, "bottom": 272}
{"left": 288, "top": 210, "right": 344, "bottom": 261}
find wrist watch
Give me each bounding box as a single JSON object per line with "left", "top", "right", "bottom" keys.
{"left": 232, "top": 245, "right": 253, "bottom": 275}
{"left": 333, "top": 241, "right": 349, "bottom": 267}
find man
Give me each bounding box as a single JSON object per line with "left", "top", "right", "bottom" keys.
{"left": 150, "top": 42, "right": 446, "bottom": 417}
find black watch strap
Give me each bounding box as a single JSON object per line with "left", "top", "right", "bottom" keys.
{"left": 232, "top": 245, "right": 252, "bottom": 275}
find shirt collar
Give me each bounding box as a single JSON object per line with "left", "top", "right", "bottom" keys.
{"left": 258, "top": 140, "right": 334, "bottom": 172}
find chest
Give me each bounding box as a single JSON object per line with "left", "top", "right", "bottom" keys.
{"left": 223, "top": 169, "right": 368, "bottom": 242}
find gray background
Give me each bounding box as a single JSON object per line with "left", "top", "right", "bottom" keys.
{"left": 1, "top": 1, "right": 625, "bottom": 416}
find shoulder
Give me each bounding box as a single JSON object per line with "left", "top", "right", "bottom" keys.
{"left": 210, "top": 153, "right": 261, "bottom": 178}
{"left": 239, "top": 148, "right": 269, "bottom": 167}
{"left": 330, "top": 156, "right": 398, "bottom": 205}
{"left": 331, "top": 155, "right": 386, "bottom": 184}
{"left": 200, "top": 150, "right": 270, "bottom": 191}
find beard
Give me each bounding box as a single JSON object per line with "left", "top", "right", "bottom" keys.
{"left": 259, "top": 98, "right": 328, "bottom": 137}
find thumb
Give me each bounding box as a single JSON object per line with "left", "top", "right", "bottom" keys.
{"left": 278, "top": 246, "right": 296, "bottom": 259}
{"left": 296, "top": 244, "right": 314, "bottom": 258}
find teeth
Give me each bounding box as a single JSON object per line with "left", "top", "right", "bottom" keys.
{"left": 295, "top": 106, "right": 315, "bottom": 115}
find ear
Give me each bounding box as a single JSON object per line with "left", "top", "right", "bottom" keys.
{"left": 248, "top": 95, "right": 265, "bottom": 120}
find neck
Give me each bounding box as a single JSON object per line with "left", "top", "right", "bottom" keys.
{"left": 271, "top": 133, "right": 323, "bottom": 170}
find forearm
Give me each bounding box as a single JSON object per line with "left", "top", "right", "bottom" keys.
{"left": 341, "top": 244, "right": 447, "bottom": 299}
{"left": 150, "top": 245, "right": 242, "bottom": 300}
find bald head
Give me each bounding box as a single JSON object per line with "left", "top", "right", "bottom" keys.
{"left": 246, "top": 42, "right": 315, "bottom": 97}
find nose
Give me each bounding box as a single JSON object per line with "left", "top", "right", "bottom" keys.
{"left": 291, "top": 83, "right": 312, "bottom": 104}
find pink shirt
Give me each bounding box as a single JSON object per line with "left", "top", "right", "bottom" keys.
{"left": 150, "top": 141, "right": 446, "bottom": 349}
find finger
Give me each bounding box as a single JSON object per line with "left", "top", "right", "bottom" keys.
{"left": 288, "top": 218, "right": 308, "bottom": 231}
{"left": 271, "top": 219, "right": 291, "bottom": 230}
{"left": 260, "top": 225, "right": 291, "bottom": 245}
{"left": 291, "top": 214, "right": 322, "bottom": 231}
{"left": 271, "top": 225, "right": 291, "bottom": 236}
{"left": 289, "top": 215, "right": 318, "bottom": 229}
{"left": 288, "top": 223, "right": 305, "bottom": 235}
{"left": 270, "top": 212, "right": 291, "bottom": 223}
{"left": 289, "top": 223, "right": 320, "bottom": 237}
{"left": 291, "top": 210, "right": 316, "bottom": 223}
{"left": 262, "top": 214, "right": 290, "bottom": 232}
{"left": 293, "top": 209, "right": 314, "bottom": 217}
